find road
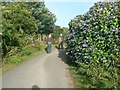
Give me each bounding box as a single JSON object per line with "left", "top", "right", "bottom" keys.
{"left": 2, "top": 49, "right": 73, "bottom": 89}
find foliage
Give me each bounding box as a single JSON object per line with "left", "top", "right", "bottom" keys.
{"left": 3, "top": 41, "right": 46, "bottom": 64}
{"left": 66, "top": 2, "right": 120, "bottom": 66}
{"left": 68, "top": 61, "right": 120, "bottom": 88}
{"left": 52, "top": 25, "right": 69, "bottom": 43}
{"left": 65, "top": 1, "right": 120, "bottom": 88}
{"left": 2, "top": 2, "right": 37, "bottom": 56}
{"left": 21, "top": 47, "right": 31, "bottom": 56}
{"left": 2, "top": 2, "right": 56, "bottom": 59}
{"left": 27, "top": 2, "right": 56, "bottom": 35}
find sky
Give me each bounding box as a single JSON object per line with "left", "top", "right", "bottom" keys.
{"left": 45, "top": 1, "right": 100, "bottom": 28}
{"left": 3, "top": 0, "right": 101, "bottom": 28}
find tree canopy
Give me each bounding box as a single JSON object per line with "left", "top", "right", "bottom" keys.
{"left": 2, "top": 2, "right": 56, "bottom": 56}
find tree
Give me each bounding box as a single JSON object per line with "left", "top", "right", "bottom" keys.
{"left": 2, "top": 2, "right": 57, "bottom": 57}
{"left": 27, "top": 2, "right": 56, "bottom": 41}
{"left": 2, "top": 2, "right": 37, "bottom": 56}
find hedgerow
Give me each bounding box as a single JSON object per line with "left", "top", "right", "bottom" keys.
{"left": 65, "top": 1, "right": 120, "bottom": 88}
{"left": 66, "top": 1, "right": 120, "bottom": 66}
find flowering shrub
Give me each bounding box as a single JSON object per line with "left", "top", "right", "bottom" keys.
{"left": 66, "top": 2, "right": 120, "bottom": 66}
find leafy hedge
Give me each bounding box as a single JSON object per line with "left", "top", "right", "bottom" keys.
{"left": 66, "top": 2, "right": 120, "bottom": 66}
{"left": 65, "top": 1, "right": 120, "bottom": 88}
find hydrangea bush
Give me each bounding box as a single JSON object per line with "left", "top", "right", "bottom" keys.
{"left": 65, "top": 2, "right": 120, "bottom": 66}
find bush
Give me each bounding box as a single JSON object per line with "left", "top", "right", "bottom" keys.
{"left": 69, "top": 62, "right": 119, "bottom": 88}
{"left": 66, "top": 1, "right": 120, "bottom": 88}
{"left": 66, "top": 1, "right": 120, "bottom": 67}
{"left": 21, "top": 47, "right": 32, "bottom": 56}
{"left": 7, "top": 55, "right": 22, "bottom": 64}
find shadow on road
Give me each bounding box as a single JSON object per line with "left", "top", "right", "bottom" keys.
{"left": 57, "top": 49, "right": 67, "bottom": 63}
{"left": 32, "top": 85, "right": 40, "bottom": 90}
{"left": 57, "top": 49, "right": 79, "bottom": 67}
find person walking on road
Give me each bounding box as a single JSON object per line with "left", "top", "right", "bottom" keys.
{"left": 58, "top": 33, "right": 63, "bottom": 49}
{"left": 46, "top": 34, "right": 52, "bottom": 53}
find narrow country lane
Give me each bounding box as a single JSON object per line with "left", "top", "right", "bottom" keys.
{"left": 2, "top": 49, "right": 74, "bottom": 88}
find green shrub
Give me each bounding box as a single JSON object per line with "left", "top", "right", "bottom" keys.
{"left": 21, "top": 47, "right": 32, "bottom": 56}
{"left": 66, "top": 2, "right": 120, "bottom": 66}
{"left": 7, "top": 55, "right": 22, "bottom": 64}
{"left": 69, "top": 62, "right": 120, "bottom": 88}
{"left": 66, "top": 2, "right": 120, "bottom": 88}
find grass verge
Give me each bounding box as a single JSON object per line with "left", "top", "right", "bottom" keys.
{"left": 2, "top": 43, "right": 46, "bottom": 73}
{"left": 65, "top": 58, "right": 120, "bottom": 89}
